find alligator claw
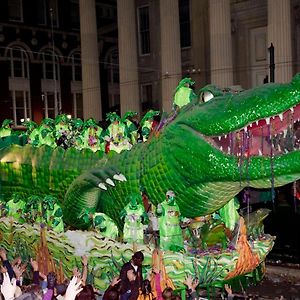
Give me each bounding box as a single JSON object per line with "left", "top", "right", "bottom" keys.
{"left": 98, "top": 183, "right": 107, "bottom": 190}
{"left": 119, "top": 173, "right": 127, "bottom": 182}
{"left": 106, "top": 178, "right": 115, "bottom": 186}
{"left": 113, "top": 174, "right": 123, "bottom": 181}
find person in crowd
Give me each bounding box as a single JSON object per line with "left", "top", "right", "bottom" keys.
{"left": 103, "top": 277, "right": 121, "bottom": 300}
{"left": 138, "top": 279, "right": 153, "bottom": 300}
{"left": 119, "top": 251, "right": 144, "bottom": 300}
{"left": 162, "top": 287, "right": 174, "bottom": 300}
{"left": 148, "top": 249, "right": 174, "bottom": 300}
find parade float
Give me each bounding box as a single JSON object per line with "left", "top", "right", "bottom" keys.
{"left": 2, "top": 74, "right": 300, "bottom": 293}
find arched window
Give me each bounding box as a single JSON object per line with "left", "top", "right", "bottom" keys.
{"left": 40, "top": 49, "right": 61, "bottom": 118}
{"left": 7, "top": 46, "right": 31, "bottom": 125}
{"left": 9, "top": 46, "right": 29, "bottom": 78}
{"left": 41, "top": 49, "right": 60, "bottom": 80}
{"left": 70, "top": 51, "right": 83, "bottom": 118}
{"left": 71, "top": 51, "right": 82, "bottom": 81}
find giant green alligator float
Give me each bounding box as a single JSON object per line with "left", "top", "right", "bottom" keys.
{"left": 1, "top": 74, "right": 300, "bottom": 290}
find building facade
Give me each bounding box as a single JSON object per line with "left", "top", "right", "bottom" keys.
{"left": 0, "top": 0, "right": 299, "bottom": 124}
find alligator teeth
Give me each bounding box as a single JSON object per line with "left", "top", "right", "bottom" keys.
{"left": 285, "top": 149, "right": 288, "bottom": 153}
{"left": 256, "top": 120, "right": 259, "bottom": 126}
{"left": 278, "top": 145, "right": 282, "bottom": 152}
{"left": 98, "top": 183, "right": 107, "bottom": 190}
{"left": 244, "top": 126, "right": 248, "bottom": 132}
{"left": 279, "top": 113, "right": 283, "bottom": 121}
{"left": 106, "top": 178, "right": 115, "bottom": 186}
{"left": 290, "top": 107, "right": 294, "bottom": 113}
{"left": 220, "top": 146, "right": 223, "bottom": 151}
{"left": 218, "top": 136, "right": 221, "bottom": 141}
{"left": 283, "top": 129, "right": 287, "bottom": 138}
{"left": 224, "top": 134, "right": 227, "bottom": 139}
{"left": 258, "top": 149, "right": 262, "bottom": 156}
{"left": 249, "top": 123, "right": 252, "bottom": 128}
{"left": 228, "top": 146, "right": 231, "bottom": 154}
{"left": 266, "top": 117, "right": 270, "bottom": 125}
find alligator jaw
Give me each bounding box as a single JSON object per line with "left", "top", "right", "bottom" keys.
{"left": 209, "top": 103, "right": 300, "bottom": 157}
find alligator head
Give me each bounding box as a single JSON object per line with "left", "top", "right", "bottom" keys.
{"left": 155, "top": 73, "right": 300, "bottom": 217}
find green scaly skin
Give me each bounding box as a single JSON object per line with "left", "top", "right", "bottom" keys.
{"left": 1, "top": 74, "right": 300, "bottom": 230}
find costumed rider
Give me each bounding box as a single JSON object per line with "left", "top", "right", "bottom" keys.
{"left": 217, "top": 197, "right": 240, "bottom": 232}
{"left": 81, "top": 118, "right": 105, "bottom": 152}
{"left": 37, "top": 118, "right": 56, "bottom": 147}
{"left": 120, "top": 193, "right": 148, "bottom": 244}
{"left": 42, "top": 195, "right": 64, "bottom": 233}
{"left": 0, "top": 119, "right": 14, "bottom": 138}
{"left": 5, "top": 192, "right": 26, "bottom": 224}
{"left": 92, "top": 212, "right": 119, "bottom": 240}
{"left": 156, "top": 190, "right": 184, "bottom": 251}
{"left": 173, "top": 78, "right": 197, "bottom": 110}
{"left": 22, "top": 120, "right": 38, "bottom": 145}
{"left": 105, "top": 112, "right": 132, "bottom": 153}
{"left": 140, "top": 110, "right": 160, "bottom": 142}
{"left": 70, "top": 118, "right": 84, "bottom": 150}
{"left": 121, "top": 111, "right": 139, "bottom": 145}
{"left": 54, "top": 114, "right": 72, "bottom": 149}
{"left": 24, "top": 195, "right": 43, "bottom": 224}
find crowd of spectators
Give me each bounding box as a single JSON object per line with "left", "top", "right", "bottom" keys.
{"left": 0, "top": 248, "right": 248, "bottom": 300}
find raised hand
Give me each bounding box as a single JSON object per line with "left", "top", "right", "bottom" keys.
{"left": 30, "top": 258, "right": 39, "bottom": 272}
{"left": 12, "top": 263, "right": 26, "bottom": 280}
{"left": 64, "top": 276, "right": 83, "bottom": 300}
{"left": 0, "top": 248, "right": 7, "bottom": 261}
{"left": 110, "top": 277, "right": 121, "bottom": 287}
{"left": 72, "top": 267, "right": 81, "bottom": 278}
{"left": 183, "top": 274, "right": 193, "bottom": 289}
{"left": 81, "top": 255, "right": 88, "bottom": 267}
{"left": 0, "top": 272, "right": 16, "bottom": 300}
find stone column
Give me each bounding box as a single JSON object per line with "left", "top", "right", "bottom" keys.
{"left": 117, "top": 0, "right": 140, "bottom": 115}
{"left": 268, "top": 0, "right": 292, "bottom": 83}
{"left": 190, "top": 0, "right": 209, "bottom": 88}
{"left": 209, "top": 0, "right": 233, "bottom": 88}
{"left": 79, "top": 0, "right": 102, "bottom": 121}
{"left": 160, "top": 0, "right": 182, "bottom": 113}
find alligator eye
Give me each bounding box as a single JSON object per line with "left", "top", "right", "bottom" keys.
{"left": 202, "top": 91, "right": 214, "bottom": 102}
